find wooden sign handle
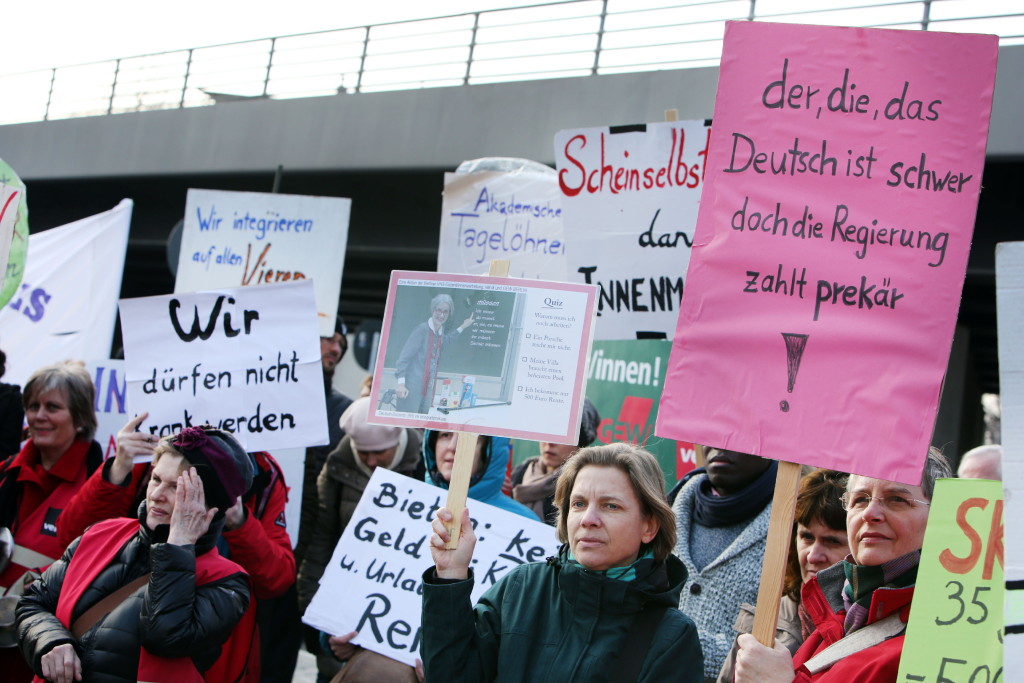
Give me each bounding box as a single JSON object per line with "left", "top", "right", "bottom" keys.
{"left": 443, "top": 259, "right": 510, "bottom": 549}
{"left": 751, "top": 459, "right": 802, "bottom": 645}
{"left": 664, "top": 108, "right": 679, "bottom": 122}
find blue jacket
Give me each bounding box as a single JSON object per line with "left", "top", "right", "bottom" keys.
{"left": 422, "top": 431, "right": 539, "bottom": 521}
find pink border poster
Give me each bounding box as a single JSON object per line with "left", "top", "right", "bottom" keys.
{"left": 656, "top": 22, "right": 998, "bottom": 484}
{"left": 369, "top": 271, "right": 597, "bottom": 444}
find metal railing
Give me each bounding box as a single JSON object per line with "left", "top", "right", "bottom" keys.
{"left": 1, "top": 0, "right": 1020, "bottom": 125}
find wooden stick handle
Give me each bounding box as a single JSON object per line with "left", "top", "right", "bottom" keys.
{"left": 444, "top": 433, "right": 480, "bottom": 549}
{"left": 442, "top": 258, "right": 510, "bottom": 549}
{"left": 751, "top": 459, "right": 802, "bottom": 645}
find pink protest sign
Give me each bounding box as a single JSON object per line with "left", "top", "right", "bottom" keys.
{"left": 656, "top": 22, "right": 998, "bottom": 485}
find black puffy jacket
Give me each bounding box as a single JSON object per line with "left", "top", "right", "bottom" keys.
{"left": 15, "top": 505, "right": 250, "bottom": 682}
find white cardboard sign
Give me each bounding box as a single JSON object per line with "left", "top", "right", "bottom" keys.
{"left": 997, "top": 241, "right": 1024, "bottom": 667}
{"left": 119, "top": 280, "right": 327, "bottom": 451}
{"left": 554, "top": 120, "right": 710, "bottom": 340}
{"left": 175, "top": 189, "right": 350, "bottom": 338}
{"left": 302, "top": 468, "right": 560, "bottom": 666}
{"left": 438, "top": 170, "right": 567, "bottom": 280}
{"left": 87, "top": 359, "right": 128, "bottom": 459}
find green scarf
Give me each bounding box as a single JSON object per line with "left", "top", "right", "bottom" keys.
{"left": 567, "top": 548, "right": 655, "bottom": 582}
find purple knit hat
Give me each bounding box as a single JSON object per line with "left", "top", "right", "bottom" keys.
{"left": 172, "top": 427, "right": 254, "bottom": 510}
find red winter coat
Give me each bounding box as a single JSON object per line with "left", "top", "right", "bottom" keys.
{"left": 58, "top": 452, "right": 294, "bottom": 599}
{"left": 0, "top": 439, "right": 100, "bottom": 590}
{"left": 791, "top": 564, "right": 913, "bottom": 682}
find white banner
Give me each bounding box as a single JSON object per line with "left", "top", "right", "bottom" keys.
{"left": 87, "top": 359, "right": 128, "bottom": 459}
{"left": 438, "top": 170, "right": 567, "bottom": 280}
{"left": 997, "top": 241, "right": 1024, "bottom": 668}
{"left": 554, "top": 121, "right": 710, "bottom": 340}
{"left": 302, "top": 468, "right": 560, "bottom": 666}
{"left": 0, "top": 200, "right": 132, "bottom": 386}
{"left": 175, "top": 189, "right": 350, "bottom": 338}
{"left": 119, "top": 280, "right": 328, "bottom": 451}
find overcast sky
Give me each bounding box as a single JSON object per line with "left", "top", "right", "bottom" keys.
{"left": 2, "top": 0, "right": 552, "bottom": 75}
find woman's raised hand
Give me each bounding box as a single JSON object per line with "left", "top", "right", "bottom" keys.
{"left": 111, "top": 413, "right": 157, "bottom": 484}
{"left": 167, "top": 467, "right": 217, "bottom": 546}
{"left": 429, "top": 507, "right": 476, "bottom": 580}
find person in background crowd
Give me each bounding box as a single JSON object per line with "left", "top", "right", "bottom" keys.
{"left": 295, "top": 316, "right": 354, "bottom": 673}
{"left": 16, "top": 426, "right": 257, "bottom": 683}
{"left": 421, "top": 443, "right": 703, "bottom": 682}
{"left": 297, "top": 397, "right": 424, "bottom": 683}
{"left": 717, "top": 469, "right": 850, "bottom": 682}
{"left": 735, "top": 448, "right": 952, "bottom": 683}
{"left": 957, "top": 444, "right": 1001, "bottom": 480}
{"left": 298, "top": 316, "right": 354, "bottom": 561}
{"left": 510, "top": 399, "right": 601, "bottom": 524}
{"left": 0, "top": 361, "right": 102, "bottom": 682}
{"left": 671, "top": 447, "right": 777, "bottom": 681}
{"left": 424, "top": 429, "right": 538, "bottom": 520}
{"left": 394, "top": 294, "right": 474, "bottom": 414}
{"left": 0, "top": 350, "right": 25, "bottom": 457}
{"left": 57, "top": 411, "right": 295, "bottom": 683}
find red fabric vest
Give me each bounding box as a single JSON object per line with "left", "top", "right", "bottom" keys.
{"left": 35, "top": 518, "right": 258, "bottom": 683}
{"left": 0, "top": 440, "right": 91, "bottom": 589}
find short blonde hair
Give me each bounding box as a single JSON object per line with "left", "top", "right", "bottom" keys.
{"left": 554, "top": 443, "right": 676, "bottom": 562}
{"left": 24, "top": 361, "right": 97, "bottom": 441}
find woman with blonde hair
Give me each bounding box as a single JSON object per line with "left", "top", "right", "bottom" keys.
{"left": 0, "top": 362, "right": 102, "bottom": 681}
{"left": 421, "top": 442, "right": 703, "bottom": 682}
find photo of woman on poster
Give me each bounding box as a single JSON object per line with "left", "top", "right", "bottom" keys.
{"left": 394, "top": 293, "right": 474, "bottom": 414}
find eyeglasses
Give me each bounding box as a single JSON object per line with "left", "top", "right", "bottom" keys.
{"left": 840, "top": 492, "right": 930, "bottom": 512}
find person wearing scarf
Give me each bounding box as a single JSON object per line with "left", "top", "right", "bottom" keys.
{"left": 717, "top": 469, "right": 851, "bottom": 683}
{"left": 421, "top": 443, "right": 704, "bottom": 682}
{"left": 511, "top": 399, "right": 600, "bottom": 524}
{"left": 735, "top": 448, "right": 953, "bottom": 683}
{"left": 671, "top": 448, "right": 777, "bottom": 681}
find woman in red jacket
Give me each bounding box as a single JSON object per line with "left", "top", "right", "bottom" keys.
{"left": 734, "top": 448, "right": 952, "bottom": 683}
{"left": 16, "top": 426, "right": 257, "bottom": 683}
{"left": 57, "top": 412, "right": 298, "bottom": 682}
{"left": 0, "top": 362, "right": 102, "bottom": 682}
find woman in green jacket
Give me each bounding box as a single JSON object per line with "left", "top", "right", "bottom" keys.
{"left": 421, "top": 443, "right": 704, "bottom": 682}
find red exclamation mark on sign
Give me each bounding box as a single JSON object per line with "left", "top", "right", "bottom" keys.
{"left": 780, "top": 333, "right": 808, "bottom": 413}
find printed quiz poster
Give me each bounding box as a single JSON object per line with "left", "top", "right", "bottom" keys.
{"left": 657, "top": 23, "right": 998, "bottom": 484}
{"left": 369, "top": 271, "right": 597, "bottom": 444}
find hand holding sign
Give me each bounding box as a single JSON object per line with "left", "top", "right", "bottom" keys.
{"left": 430, "top": 507, "right": 476, "bottom": 579}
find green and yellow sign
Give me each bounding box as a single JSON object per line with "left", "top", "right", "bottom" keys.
{"left": 899, "top": 478, "right": 1003, "bottom": 683}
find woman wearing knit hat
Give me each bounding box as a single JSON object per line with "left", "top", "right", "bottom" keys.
{"left": 15, "top": 426, "right": 258, "bottom": 683}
